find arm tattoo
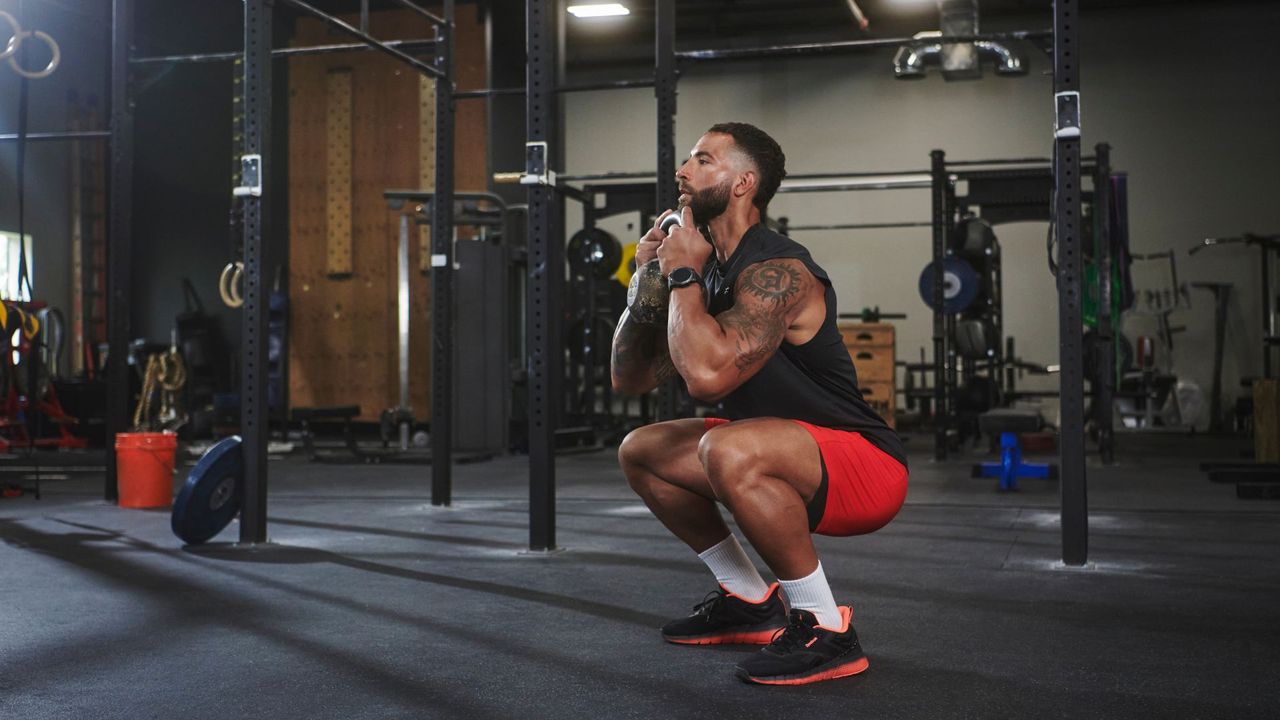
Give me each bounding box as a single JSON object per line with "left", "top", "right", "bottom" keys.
{"left": 740, "top": 263, "right": 803, "bottom": 307}
{"left": 720, "top": 308, "right": 786, "bottom": 373}
{"left": 612, "top": 311, "right": 669, "bottom": 379}
{"left": 718, "top": 260, "right": 807, "bottom": 375}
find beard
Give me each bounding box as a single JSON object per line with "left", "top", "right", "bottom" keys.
{"left": 679, "top": 179, "right": 732, "bottom": 226}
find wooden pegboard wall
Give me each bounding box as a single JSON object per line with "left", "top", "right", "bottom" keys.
{"left": 418, "top": 74, "right": 435, "bottom": 273}
{"left": 287, "top": 8, "right": 488, "bottom": 422}
{"left": 325, "top": 69, "right": 354, "bottom": 277}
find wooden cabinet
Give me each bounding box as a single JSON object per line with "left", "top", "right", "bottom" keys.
{"left": 1257, "top": 380, "right": 1279, "bottom": 463}
{"left": 839, "top": 322, "right": 896, "bottom": 428}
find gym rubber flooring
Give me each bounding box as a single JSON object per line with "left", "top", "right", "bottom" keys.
{"left": 2, "top": 433, "right": 1277, "bottom": 719}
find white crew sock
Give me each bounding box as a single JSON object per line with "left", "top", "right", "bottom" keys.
{"left": 697, "top": 535, "right": 771, "bottom": 602}
{"left": 779, "top": 562, "right": 843, "bottom": 630}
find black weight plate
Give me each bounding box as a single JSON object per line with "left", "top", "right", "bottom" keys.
{"left": 953, "top": 216, "right": 997, "bottom": 258}
{"left": 172, "top": 436, "right": 244, "bottom": 545}
{"left": 567, "top": 227, "right": 623, "bottom": 280}
{"left": 1082, "top": 330, "right": 1135, "bottom": 385}
{"left": 918, "top": 257, "right": 980, "bottom": 314}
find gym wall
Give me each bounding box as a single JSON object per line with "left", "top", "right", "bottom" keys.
{"left": 564, "top": 2, "right": 1280, "bottom": 428}
{"left": 0, "top": 0, "right": 107, "bottom": 371}
{"left": 0, "top": 0, "right": 258, "bottom": 376}
{"left": 0, "top": 2, "right": 485, "bottom": 425}
{"left": 286, "top": 8, "right": 488, "bottom": 422}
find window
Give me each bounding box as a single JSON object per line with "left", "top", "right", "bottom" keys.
{"left": 0, "top": 231, "right": 34, "bottom": 301}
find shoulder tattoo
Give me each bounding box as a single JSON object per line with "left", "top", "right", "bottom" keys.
{"left": 716, "top": 260, "right": 810, "bottom": 375}
{"left": 739, "top": 262, "right": 804, "bottom": 308}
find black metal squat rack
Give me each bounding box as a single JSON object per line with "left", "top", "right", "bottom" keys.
{"left": 97, "top": 0, "right": 458, "bottom": 546}
{"left": 517, "top": 0, "right": 1091, "bottom": 564}
{"left": 27, "top": 1, "right": 1091, "bottom": 565}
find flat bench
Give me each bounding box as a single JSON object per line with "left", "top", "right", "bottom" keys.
{"left": 291, "top": 406, "right": 361, "bottom": 462}
{"left": 972, "top": 408, "right": 1059, "bottom": 491}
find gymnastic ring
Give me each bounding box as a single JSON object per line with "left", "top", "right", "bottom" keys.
{"left": 219, "top": 262, "right": 245, "bottom": 309}
{"left": 219, "top": 262, "right": 244, "bottom": 308}
{"left": 8, "top": 29, "right": 60, "bottom": 79}
{"left": 0, "top": 12, "right": 20, "bottom": 62}
{"left": 230, "top": 268, "right": 243, "bottom": 307}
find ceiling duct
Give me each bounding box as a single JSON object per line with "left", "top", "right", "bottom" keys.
{"left": 893, "top": 0, "right": 1026, "bottom": 81}
{"left": 939, "top": 0, "right": 981, "bottom": 79}
{"left": 893, "top": 32, "right": 943, "bottom": 80}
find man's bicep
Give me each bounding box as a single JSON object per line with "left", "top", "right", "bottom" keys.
{"left": 717, "top": 259, "right": 809, "bottom": 376}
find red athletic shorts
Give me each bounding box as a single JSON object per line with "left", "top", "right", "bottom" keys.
{"left": 704, "top": 417, "right": 908, "bottom": 537}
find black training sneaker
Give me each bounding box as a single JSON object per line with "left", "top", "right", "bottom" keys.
{"left": 735, "top": 606, "right": 869, "bottom": 685}
{"left": 661, "top": 583, "right": 788, "bottom": 645}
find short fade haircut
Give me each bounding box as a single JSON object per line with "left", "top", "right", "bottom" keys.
{"left": 706, "top": 122, "right": 787, "bottom": 213}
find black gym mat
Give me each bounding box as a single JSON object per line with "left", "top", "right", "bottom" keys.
{"left": 1, "top": 433, "right": 1276, "bottom": 719}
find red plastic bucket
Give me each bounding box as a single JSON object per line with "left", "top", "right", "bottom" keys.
{"left": 115, "top": 432, "right": 178, "bottom": 508}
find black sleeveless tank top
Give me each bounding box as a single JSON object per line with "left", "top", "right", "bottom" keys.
{"left": 702, "top": 224, "right": 907, "bottom": 468}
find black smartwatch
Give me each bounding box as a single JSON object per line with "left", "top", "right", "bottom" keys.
{"left": 667, "top": 266, "right": 702, "bottom": 290}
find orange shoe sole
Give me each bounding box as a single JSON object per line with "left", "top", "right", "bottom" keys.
{"left": 663, "top": 628, "right": 783, "bottom": 645}
{"left": 738, "top": 655, "right": 870, "bottom": 685}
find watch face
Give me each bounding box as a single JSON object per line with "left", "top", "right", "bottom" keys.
{"left": 669, "top": 268, "right": 697, "bottom": 287}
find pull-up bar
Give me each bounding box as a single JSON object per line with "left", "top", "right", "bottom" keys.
{"left": 0, "top": 130, "right": 111, "bottom": 143}
{"left": 278, "top": 0, "right": 443, "bottom": 79}
{"left": 779, "top": 174, "right": 935, "bottom": 193}
{"left": 131, "top": 38, "right": 436, "bottom": 65}
{"left": 784, "top": 222, "right": 933, "bottom": 231}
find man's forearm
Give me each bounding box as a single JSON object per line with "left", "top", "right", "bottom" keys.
{"left": 666, "top": 285, "right": 734, "bottom": 399}
{"left": 610, "top": 310, "right": 678, "bottom": 395}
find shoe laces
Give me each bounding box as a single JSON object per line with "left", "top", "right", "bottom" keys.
{"left": 767, "top": 610, "right": 818, "bottom": 653}
{"left": 691, "top": 589, "right": 727, "bottom": 617}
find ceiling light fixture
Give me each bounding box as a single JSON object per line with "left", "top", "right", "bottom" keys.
{"left": 566, "top": 3, "right": 630, "bottom": 18}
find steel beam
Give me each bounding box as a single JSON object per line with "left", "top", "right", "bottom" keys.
{"left": 239, "top": 0, "right": 273, "bottom": 545}
{"left": 778, "top": 175, "right": 933, "bottom": 193}
{"left": 526, "top": 0, "right": 561, "bottom": 551}
{"left": 1053, "top": 0, "right": 1088, "bottom": 566}
{"left": 930, "top": 150, "right": 948, "bottom": 461}
{"left": 129, "top": 39, "right": 436, "bottom": 66}
{"left": 455, "top": 78, "right": 655, "bottom": 99}
{"left": 784, "top": 222, "right": 932, "bottom": 231}
{"left": 387, "top": 0, "right": 446, "bottom": 27}
{"left": 654, "top": 0, "right": 681, "bottom": 422}
{"left": 0, "top": 130, "right": 112, "bottom": 143}
{"left": 431, "top": 1, "right": 456, "bottom": 505}
{"left": 548, "top": 169, "right": 956, "bottom": 187}
{"left": 106, "top": 0, "right": 134, "bottom": 503}
{"left": 1094, "top": 143, "right": 1115, "bottom": 465}
{"left": 278, "top": 0, "right": 443, "bottom": 78}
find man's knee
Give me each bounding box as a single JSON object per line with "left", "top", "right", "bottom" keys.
{"left": 618, "top": 426, "right": 652, "bottom": 470}
{"left": 619, "top": 426, "right": 663, "bottom": 492}
{"left": 698, "top": 428, "right": 760, "bottom": 498}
